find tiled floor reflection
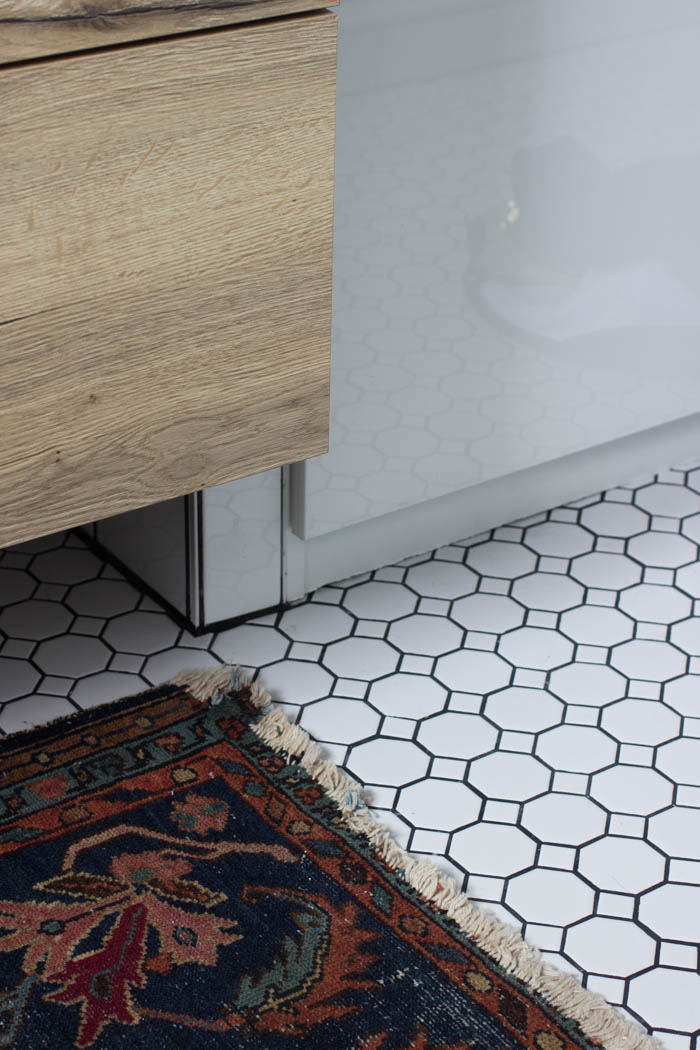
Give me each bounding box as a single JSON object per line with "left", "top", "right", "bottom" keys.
{"left": 4, "top": 463, "right": 700, "bottom": 1047}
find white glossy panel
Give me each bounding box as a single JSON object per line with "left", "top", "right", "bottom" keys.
{"left": 201, "top": 468, "right": 281, "bottom": 623}
{"left": 304, "top": 0, "right": 700, "bottom": 538}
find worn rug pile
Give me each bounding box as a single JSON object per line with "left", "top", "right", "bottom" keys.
{"left": 0, "top": 666, "right": 658, "bottom": 1049}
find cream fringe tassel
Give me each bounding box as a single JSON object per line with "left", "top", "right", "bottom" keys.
{"left": 170, "top": 664, "right": 662, "bottom": 1050}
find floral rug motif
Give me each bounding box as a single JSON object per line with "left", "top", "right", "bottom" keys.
{"left": 0, "top": 669, "right": 656, "bottom": 1049}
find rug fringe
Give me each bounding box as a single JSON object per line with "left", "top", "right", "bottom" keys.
{"left": 170, "top": 664, "right": 662, "bottom": 1050}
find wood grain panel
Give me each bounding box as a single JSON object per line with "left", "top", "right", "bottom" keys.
{"left": 0, "top": 0, "right": 337, "bottom": 65}
{"left": 0, "top": 10, "right": 336, "bottom": 547}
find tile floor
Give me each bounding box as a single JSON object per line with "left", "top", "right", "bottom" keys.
{"left": 3, "top": 464, "right": 700, "bottom": 1047}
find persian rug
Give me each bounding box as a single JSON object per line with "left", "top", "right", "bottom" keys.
{"left": 0, "top": 666, "right": 657, "bottom": 1050}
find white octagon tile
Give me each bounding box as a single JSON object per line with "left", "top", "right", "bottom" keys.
{"left": 559, "top": 607, "right": 633, "bottom": 647}
{"left": 0, "top": 567, "right": 36, "bottom": 606}
{"left": 681, "top": 511, "right": 700, "bottom": 543}
{"left": 498, "top": 627, "right": 573, "bottom": 670}
{"left": 278, "top": 603, "right": 354, "bottom": 644}
{"left": 662, "top": 675, "right": 700, "bottom": 717}
{"left": 368, "top": 673, "right": 446, "bottom": 718}
{"left": 397, "top": 778, "right": 482, "bottom": 831}
{"left": 548, "top": 663, "right": 626, "bottom": 707}
{"left": 580, "top": 502, "right": 649, "bottom": 538}
{"left": 602, "top": 699, "right": 680, "bottom": 745}
{"left": 569, "top": 553, "right": 641, "bottom": 590}
{"left": 628, "top": 968, "right": 700, "bottom": 1033}
{"left": 635, "top": 483, "right": 700, "bottom": 518}
{"left": 639, "top": 883, "right": 700, "bottom": 942}
{"left": 323, "top": 638, "right": 399, "bottom": 680}
{"left": 450, "top": 594, "right": 524, "bottom": 633}
{"left": 451, "top": 822, "right": 536, "bottom": 877}
{"left": 66, "top": 579, "right": 141, "bottom": 617}
{"left": 674, "top": 562, "right": 700, "bottom": 598}
{"left": 348, "top": 738, "right": 429, "bottom": 786}
{"left": 102, "top": 611, "right": 179, "bottom": 656}
{"left": 0, "top": 694, "right": 74, "bottom": 732}
{"left": 34, "top": 636, "right": 111, "bottom": 678}
{"left": 485, "top": 687, "right": 563, "bottom": 733}
{"left": 577, "top": 837, "right": 666, "bottom": 894}
{"left": 648, "top": 807, "right": 700, "bottom": 860}
{"left": 342, "top": 581, "right": 417, "bottom": 620}
{"left": 388, "top": 614, "right": 463, "bottom": 656}
{"left": 417, "top": 712, "right": 497, "bottom": 759}
{"left": 434, "top": 649, "right": 511, "bottom": 694}
{"left": 610, "top": 640, "right": 686, "bottom": 682}
{"left": 619, "top": 584, "right": 691, "bottom": 624}
{"left": 211, "top": 624, "right": 288, "bottom": 667}
{"left": 522, "top": 794, "right": 606, "bottom": 846}
{"left": 258, "top": 661, "right": 332, "bottom": 704}
{"left": 0, "top": 600, "right": 72, "bottom": 641}
{"left": 536, "top": 726, "right": 617, "bottom": 774}
{"left": 466, "top": 541, "right": 536, "bottom": 579}
{"left": 564, "top": 917, "right": 656, "bottom": 977}
{"left": 511, "top": 573, "right": 584, "bottom": 612}
{"left": 591, "top": 766, "right": 673, "bottom": 815}
{"left": 142, "top": 648, "right": 220, "bottom": 685}
{"left": 71, "top": 671, "right": 146, "bottom": 707}
{"left": 524, "top": 522, "right": 593, "bottom": 558}
{"left": 627, "top": 532, "right": 696, "bottom": 569}
{"left": 405, "top": 561, "right": 478, "bottom": 600}
{"left": 506, "top": 869, "right": 593, "bottom": 926}
{"left": 30, "top": 548, "right": 102, "bottom": 585}
{"left": 469, "top": 752, "right": 550, "bottom": 802}
{"left": 670, "top": 617, "right": 700, "bottom": 655}
{"left": 656, "top": 738, "right": 700, "bottom": 786}
{"left": 300, "top": 697, "right": 379, "bottom": 744}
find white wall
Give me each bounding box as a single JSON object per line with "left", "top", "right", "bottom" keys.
{"left": 296, "top": 0, "right": 700, "bottom": 540}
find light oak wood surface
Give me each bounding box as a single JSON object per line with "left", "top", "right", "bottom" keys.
{"left": 0, "top": 10, "right": 336, "bottom": 548}
{"left": 0, "top": 0, "right": 337, "bottom": 64}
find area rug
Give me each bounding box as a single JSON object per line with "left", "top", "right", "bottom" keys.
{"left": 0, "top": 666, "right": 658, "bottom": 1050}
